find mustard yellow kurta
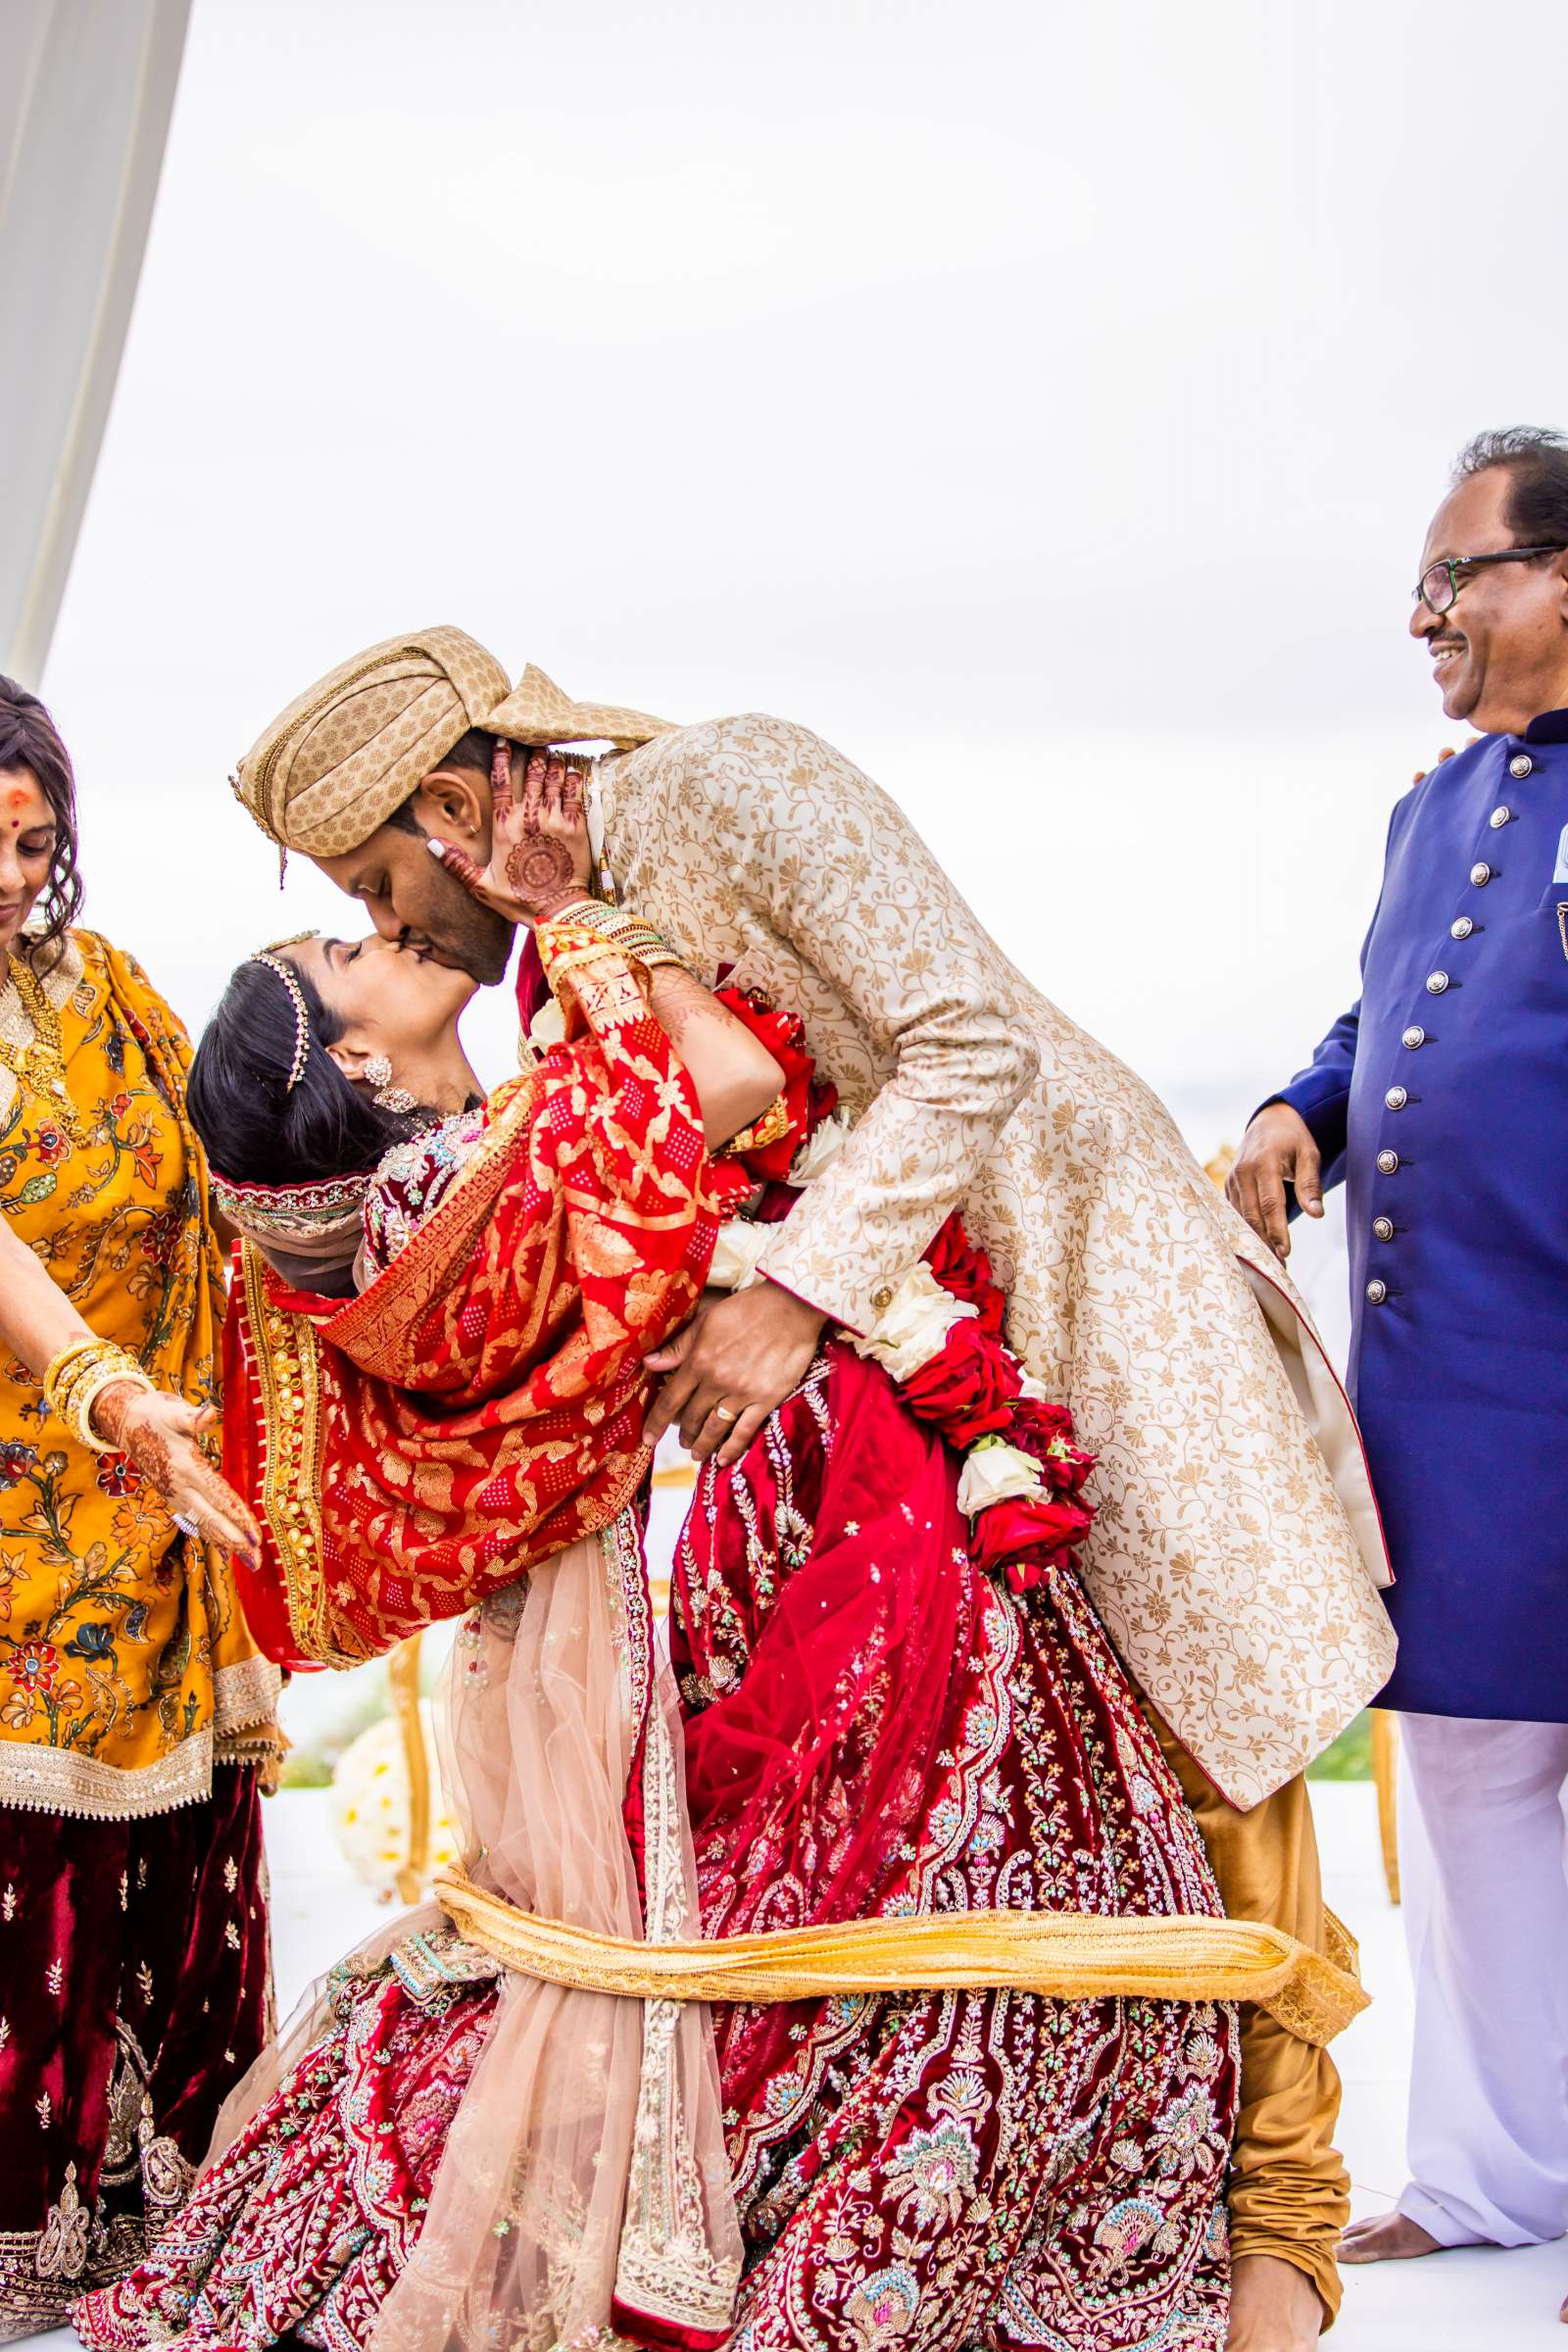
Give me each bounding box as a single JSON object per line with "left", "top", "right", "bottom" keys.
{"left": 0, "top": 930, "right": 278, "bottom": 1819}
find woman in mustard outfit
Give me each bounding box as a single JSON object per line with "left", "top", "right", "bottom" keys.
{"left": 0, "top": 679, "right": 278, "bottom": 2340}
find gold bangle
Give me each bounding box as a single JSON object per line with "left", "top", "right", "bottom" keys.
{"left": 74, "top": 1365, "right": 155, "bottom": 1454}
{"left": 42, "top": 1338, "right": 153, "bottom": 1452}
{"left": 40, "top": 1336, "right": 102, "bottom": 1416}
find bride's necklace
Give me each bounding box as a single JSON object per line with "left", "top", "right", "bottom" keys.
{"left": 0, "top": 954, "right": 93, "bottom": 1146}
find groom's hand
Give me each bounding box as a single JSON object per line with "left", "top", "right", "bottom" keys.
{"left": 646, "top": 1282, "right": 828, "bottom": 1464}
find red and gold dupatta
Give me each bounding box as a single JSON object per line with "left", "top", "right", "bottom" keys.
{"left": 224, "top": 930, "right": 722, "bottom": 1668}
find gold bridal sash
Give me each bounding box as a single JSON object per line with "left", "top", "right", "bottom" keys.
{"left": 435, "top": 1865, "right": 1366, "bottom": 2048}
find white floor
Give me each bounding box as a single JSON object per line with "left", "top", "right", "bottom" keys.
{"left": 36, "top": 1781, "right": 1563, "bottom": 2350}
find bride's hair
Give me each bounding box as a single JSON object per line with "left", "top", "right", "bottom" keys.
{"left": 188, "top": 956, "right": 423, "bottom": 1190}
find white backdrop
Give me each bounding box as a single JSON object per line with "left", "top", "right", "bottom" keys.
{"left": 28, "top": 0, "right": 1565, "bottom": 1348}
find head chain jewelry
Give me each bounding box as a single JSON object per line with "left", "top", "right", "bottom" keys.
{"left": 249, "top": 940, "right": 316, "bottom": 1093}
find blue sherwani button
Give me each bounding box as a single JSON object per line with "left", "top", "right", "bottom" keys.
{"left": 1385, "top": 1087, "right": 1408, "bottom": 1109}
{"left": 1377, "top": 1150, "right": 1399, "bottom": 1173}
{"left": 1490, "top": 806, "right": 1512, "bottom": 828}
{"left": 1427, "top": 971, "right": 1450, "bottom": 994}
{"left": 1509, "top": 753, "right": 1534, "bottom": 778}
{"left": 1365, "top": 1280, "right": 1389, "bottom": 1304}
{"left": 1471, "top": 861, "right": 1494, "bottom": 886}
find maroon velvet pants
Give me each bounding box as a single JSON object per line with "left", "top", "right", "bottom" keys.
{"left": 0, "top": 1765, "right": 270, "bottom": 2342}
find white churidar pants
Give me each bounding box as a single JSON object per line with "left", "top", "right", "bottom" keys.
{"left": 1396, "top": 1713, "right": 1568, "bottom": 2248}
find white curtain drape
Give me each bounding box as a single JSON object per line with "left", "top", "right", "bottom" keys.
{"left": 0, "top": 0, "right": 189, "bottom": 686}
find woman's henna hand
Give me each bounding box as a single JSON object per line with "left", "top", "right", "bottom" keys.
{"left": 504, "top": 828, "right": 579, "bottom": 918}
{"left": 431, "top": 752, "right": 593, "bottom": 925}
{"left": 93, "top": 1382, "right": 262, "bottom": 1566}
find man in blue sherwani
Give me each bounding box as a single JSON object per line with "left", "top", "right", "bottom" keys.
{"left": 1230, "top": 426, "right": 1568, "bottom": 2318}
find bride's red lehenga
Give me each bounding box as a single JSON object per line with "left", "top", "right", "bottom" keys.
{"left": 75, "top": 928, "right": 1238, "bottom": 2352}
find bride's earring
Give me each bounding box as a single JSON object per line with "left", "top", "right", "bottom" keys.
{"left": 364, "top": 1053, "right": 418, "bottom": 1115}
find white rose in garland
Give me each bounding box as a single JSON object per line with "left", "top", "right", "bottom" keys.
{"left": 709, "top": 1219, "right": 772, "bottom": 1293}
{"left": 854, "top": 1262, "right": 977, "bottom": 1384}
{"left": 789, "top": 1110, "right": 852, "bottom": 1186}
{"left": 956, "top": 1437, "right": 1049, "bottom": 1519}
{"left": 528, "top": 997, "right": 566, "bottom": 1052}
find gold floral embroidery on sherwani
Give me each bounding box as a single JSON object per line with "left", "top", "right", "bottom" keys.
{"left": 0, "top": 931, "right": 278, "bottom": 1819}
{"left": 595, "top": 713, "right": 1396, "bottom": 1808}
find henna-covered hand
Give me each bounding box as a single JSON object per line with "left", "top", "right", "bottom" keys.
{"left": 428, "top": 751, "right": 593, "bottom": 925}
{"left": 93, "top": 1382, "right": 262, "bottom": 1568}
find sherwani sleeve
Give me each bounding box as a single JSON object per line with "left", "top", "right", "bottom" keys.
{"left": 1264, "top": 800, "right": 1404, "bottom": 1197}
{"left": 656, "top": 716, "right": 1040, "bottom": 1335}
{"left": 1268, "top": 1004, "right": 1361, "bottom": 1195}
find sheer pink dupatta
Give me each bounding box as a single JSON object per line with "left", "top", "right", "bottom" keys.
{"left": 371, "top": 1517, "right": 742, "bottom": 2352}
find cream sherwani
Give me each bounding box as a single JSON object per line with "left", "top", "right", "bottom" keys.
{"left": 232, "top": 630, "right": 1383, "bottom": 2312}
{"left": 599, "top": 710, "right": 1394, "bottom": 1811}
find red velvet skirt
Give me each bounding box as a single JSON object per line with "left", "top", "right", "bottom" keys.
{"left": 78, "top": 1350, "right": 1238, "bottom": 2352}
{"left": 0, "top": 1766, "right": 270, "bottom": 2342}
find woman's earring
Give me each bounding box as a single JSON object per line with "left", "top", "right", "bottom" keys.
{"left": 364, "top": 1053, "right": 418, "bottom": 1114}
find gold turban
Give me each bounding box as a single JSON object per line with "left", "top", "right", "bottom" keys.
{"left": 230, "top": 626, "right": 674, "bottom": 858}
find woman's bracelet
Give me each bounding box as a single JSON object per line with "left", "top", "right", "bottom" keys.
{"left": 42, "top": 1337, "right": 155, "bottom": 1454}
{"left": 535, "top": 903, "right": 689, "bottom": 1002}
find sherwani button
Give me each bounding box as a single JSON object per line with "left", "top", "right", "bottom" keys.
{"left": 1377, "top": 1149, "right": 1399, "bottom": 1173}
{"left": 1490, "top": 806, "right": 1512, "bottom": 829}
{"left": 1385, "top": 1086, "right": 1408, "bottom": 1109}
{"left": 1471, "top": 862, "right": 1494, "bottom": 887}
{"left": 1426, "top": 971, "right": 1450, "bottom": 994}
{"left": 1509, "top": 753, "right": 1534, "bottom": 779}
{"left": 1402, "top": 1026, "right": 1426, "bottom": 1049}
{"left": 1373, "top": 1216, "right": 1395, "bottom": 1242}
{"left": 1450, "top": 916, "right": 1474, "bottom": 940}
{"left": 1365, "top": 1279, "right": 1389, "bottom": 1304}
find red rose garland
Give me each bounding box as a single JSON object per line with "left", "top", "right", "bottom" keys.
{"left": 707, "top": 991, "right": 1098, "bottom": 1595}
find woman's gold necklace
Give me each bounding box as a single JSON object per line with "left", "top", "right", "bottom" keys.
{"left": 0, "top": 955, "right": 94, "bottom": 1146}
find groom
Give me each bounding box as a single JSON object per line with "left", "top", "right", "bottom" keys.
{"left": 231, "top": 628, "right": 1394, "bottom": 2352}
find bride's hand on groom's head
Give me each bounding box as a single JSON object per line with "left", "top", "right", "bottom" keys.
{"left": 91, "top": 1384, "right": 263, "bottom": 1572}
{"left": 426, "top": 751, "right": 592, "bottom": 927}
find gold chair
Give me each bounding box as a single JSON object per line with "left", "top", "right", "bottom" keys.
{"left": 1370, "top": 1708, "right": 1400, "bottom": 1906}
{"left": 385, "top": 1634, "right": 432, "bottom": 1908}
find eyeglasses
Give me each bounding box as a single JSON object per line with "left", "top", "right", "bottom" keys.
{"left": 1413, "top": 546, "right": 1568, "bottom": 616}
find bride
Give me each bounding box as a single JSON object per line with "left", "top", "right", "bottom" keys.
{"left": 77, "top": 763, "right": 1271, "bottom": 2352}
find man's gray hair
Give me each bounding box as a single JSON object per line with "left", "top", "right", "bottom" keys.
{"left": 1452, "top": 427, "right": 1568, "bottom": 551}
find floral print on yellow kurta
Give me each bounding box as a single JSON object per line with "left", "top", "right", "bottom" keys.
{"left": 0, "top": 931, "right": 277, "bottom": 1819}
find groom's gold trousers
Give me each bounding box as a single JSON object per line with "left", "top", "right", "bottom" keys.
{"left": 1150, "top": 1710, "right": 1348, "bottom": 2328}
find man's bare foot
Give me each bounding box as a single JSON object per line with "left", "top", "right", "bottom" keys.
{"left": 1227, "top": 2253, "right": 1323, "bottom": 2351}
{"left": 1339, "top": 2212, "right": 1444, "bottom": 2265}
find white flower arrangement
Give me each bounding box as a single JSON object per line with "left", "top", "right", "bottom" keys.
{"left": 956, "top": 1437, "right": 1049, "bottom": 1520}
{"left": 852, "top": 1261, "right": 977, "bottom": 1384}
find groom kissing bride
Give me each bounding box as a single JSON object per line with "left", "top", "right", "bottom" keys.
{"left": 94, "top": 629, "right": 1392, "bottom": 2352}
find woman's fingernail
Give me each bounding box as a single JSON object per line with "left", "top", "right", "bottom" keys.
{"left": 426, "top": 838, "right": 447, "bottom": 858}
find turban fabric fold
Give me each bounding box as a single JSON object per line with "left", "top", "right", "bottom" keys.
{"left": 231, "top": 626, "right": 672, "bottom": 857}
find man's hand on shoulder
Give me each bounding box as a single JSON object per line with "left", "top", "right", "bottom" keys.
{"left": 645, "top": 1281, "right": 828, "bottom": 1465}
{"left": 1225, "top": 1102, "right": 1323, "bottom": 1262}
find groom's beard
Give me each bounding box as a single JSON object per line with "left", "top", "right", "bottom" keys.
{"left": 414, "top": 855, "right": 515, "bottom": 985}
